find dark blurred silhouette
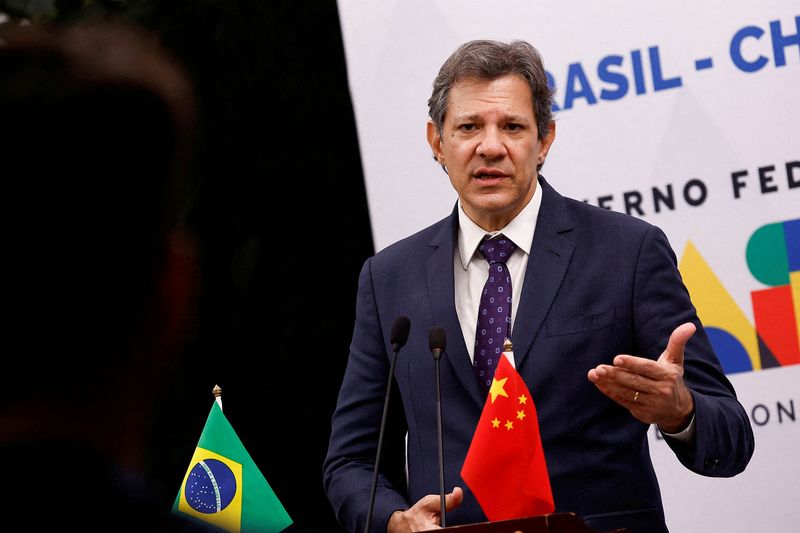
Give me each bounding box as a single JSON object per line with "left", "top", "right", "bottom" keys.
{"left": 0, "top": 20, "right": 213, "bottom": 530}
{"left": 1, "top": 4, "right": 374, "bottom": 531}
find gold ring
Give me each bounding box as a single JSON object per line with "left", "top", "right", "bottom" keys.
{"left": 633, "top": 390, "right": 640, "bottom": 402}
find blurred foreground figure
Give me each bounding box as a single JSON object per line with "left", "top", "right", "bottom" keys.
{"left": 0, "top": 21, "right": 211, "bottom": 531}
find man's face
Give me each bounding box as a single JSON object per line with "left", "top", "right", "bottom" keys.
{"left": 427, "top": 74, "right": 555, "bottom": 231}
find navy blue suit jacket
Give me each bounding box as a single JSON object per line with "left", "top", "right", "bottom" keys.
{"left": 323, "top": 177, "right": 754, "bottom": 533}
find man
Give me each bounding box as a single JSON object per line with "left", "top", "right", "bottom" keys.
{"left": 0, "top": 21, "right": 211, "bottom": 530}
{"left": 323, "top": 40, "right": 754, "bottom": 533}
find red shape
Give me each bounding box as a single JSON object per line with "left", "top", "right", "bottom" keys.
{"left": 461, "top": 355, "right": 554, "bottom": 521}
{"left": 752, "top": 285, "right": 800, "bottom": 366}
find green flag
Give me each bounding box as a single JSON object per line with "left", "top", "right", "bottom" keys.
{"left": 173, "top": 401, "right": 292, "bottom": 532}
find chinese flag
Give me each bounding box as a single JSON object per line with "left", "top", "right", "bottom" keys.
{"left": 461, "top": 353, "right": 554, "bottom": 521}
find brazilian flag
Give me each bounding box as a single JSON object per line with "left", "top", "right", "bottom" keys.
{"left": 173, "top": 401, "right": 292, "bottom": 532}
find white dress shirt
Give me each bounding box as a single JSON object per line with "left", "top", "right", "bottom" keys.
{"left": 453, "top": 182, "right": 543, "bottom": 367}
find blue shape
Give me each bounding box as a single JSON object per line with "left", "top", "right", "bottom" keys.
{"left": 730, "top": 25, "right": 768, "bottom": 72}
{"left": 650, "top": 46, "right": 682, "bottom": 90}
{"left": 784, "top": 219, "right": 800, "bottom": 271}
{"left": 694, "top": 58, "right": 714, "bottom": 70}
{"left": 598, "top": 55, "right": 628, "bottom": 101}
{"left": 563, "top": 62, "right": 597, "bottom": 109}
{"left": 631, "top": 49, "right": 646, "bottom": 94}
{"left": 706, "top": 327, "right": 752, "bottom": 374}
{"left": 185, "top": 458, "right": 237, "bottom": 514}
{"left": 769, "top": 17, "right": 800, "bottom": 68}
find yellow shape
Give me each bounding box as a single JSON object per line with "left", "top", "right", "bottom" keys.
{"left": 679, "top": 241, "right": 760, "bottom": 370}
{"left": 491, "top": 417, "right": 501, "bottom": 428}
{"left": 505, "top": 420, "right": 514, "bottom": 430}
{"left": 489, "top": 376, "right": 509, "bottom": 403}
{"left": 791, "top": 271, "right": 800, "bottom": 350}
{"left": 518, "top": 394, "right": 527, "bottom": 405}
{"left": 178, "top": 447, "right": 243, "bottom": 532}
{"left": 516, "top": 410, "right": 526, "bottom": 421}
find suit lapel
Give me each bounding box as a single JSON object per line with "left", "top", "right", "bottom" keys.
{"left": 427, "top": 207, "right": 485, "bottom": 409}
{"left": 512, "top": 177, "right": 576, "bottom": 370}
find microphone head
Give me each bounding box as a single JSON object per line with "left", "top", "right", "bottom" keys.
{"left": 390, "top": 315, "right": 411, "bottom": 349}
{"left": 428, "top": 325, "right": 447, "bottom": 353}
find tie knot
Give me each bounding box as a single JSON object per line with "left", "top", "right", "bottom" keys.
{"left": 478, "top": 234, "right": 516, "bottom": 265}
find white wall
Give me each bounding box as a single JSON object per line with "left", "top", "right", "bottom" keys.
{"left": 337, "top": 2, "right": 800, "bottom": 531}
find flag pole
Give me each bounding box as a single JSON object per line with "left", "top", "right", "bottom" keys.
{"left": 213, "top": 384, "right": 223, "bottom": 411}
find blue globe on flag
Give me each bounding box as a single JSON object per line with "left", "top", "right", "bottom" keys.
{"left": 184, "top": 458, "right": 237, "bottom": 514}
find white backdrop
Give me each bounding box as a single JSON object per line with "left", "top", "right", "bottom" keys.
{"left": 336, "top": 1, "right": 799, "bottom": 531}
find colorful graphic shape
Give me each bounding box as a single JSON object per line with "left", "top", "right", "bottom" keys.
{"left": 752, "top": 285, "right": 799, "bottom": 366}
{"left": 746, "top": 221, "right": 791, "bottom": 286}
{"left": 747, "top": 218, "right": 800, "bottom": 368}
{"left": 705, "top": 327, "right": 752, "bottom": 373}
{"left": 681, "top": 218, "right": 799, "bottom": 375}
{"left": 792, "top": 271, "right": 800, "bottom": 350}
{"left": 679, "top": 241, "right": 760, "bottom": 373}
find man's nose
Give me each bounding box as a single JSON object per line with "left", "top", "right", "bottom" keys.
{"left": 477, "top": 127, "right": 507, "bottom": 159}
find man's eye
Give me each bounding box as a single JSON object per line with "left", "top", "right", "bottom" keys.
{"left": 459, "top": 124, "right": 476, "bottom": 132}
{"left": 506, "top": 123, "right": 522, "bottom": 131}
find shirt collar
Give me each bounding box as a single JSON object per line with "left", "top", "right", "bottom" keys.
{"left": 457, "top": 179, "right": 542, "bottom": 270}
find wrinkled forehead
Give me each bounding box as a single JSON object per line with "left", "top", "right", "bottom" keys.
{"left": 445, "top": 74, "right": 536, "bottom": 119}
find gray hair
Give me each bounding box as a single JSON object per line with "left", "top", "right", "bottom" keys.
{"left": 428, "top": 39, "right": 554, "bottom": 140}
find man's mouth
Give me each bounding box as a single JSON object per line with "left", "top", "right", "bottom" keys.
{"left": 474, "top": 169, "right": 507, "bottom": 180}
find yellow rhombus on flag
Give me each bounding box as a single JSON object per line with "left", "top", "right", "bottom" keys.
{"left": 173, "top": 401, "right": 292, "bottom": 533}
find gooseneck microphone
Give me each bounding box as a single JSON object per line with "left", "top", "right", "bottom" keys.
{"left": 428, "top": 325, "right": 448, "bottom": 528}
{"left": 364, "top": 315, "right": 411, "bottom": 533}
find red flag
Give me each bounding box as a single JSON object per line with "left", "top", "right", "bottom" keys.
{"left": 460, "top": 353, "right": 554, "bottom": 521}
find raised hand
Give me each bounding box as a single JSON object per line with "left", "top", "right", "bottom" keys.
{"left": 587, "top": 323, "right": 696, "bottom": 433}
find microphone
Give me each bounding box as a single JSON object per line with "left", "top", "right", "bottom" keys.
{"left": 364, "top": 315, "right": 411, "bottom": 533}
{"left": 390, "top": 315, "right": 412, "bottom": 353}
{"left": 428, "top": 326, "right": 448, "bottom": 527}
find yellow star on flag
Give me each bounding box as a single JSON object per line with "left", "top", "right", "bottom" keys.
{"left": 505, "top": 420, "right": 514, "bottom": 431}
{"left": 518, "top": 394, "right": 527, "bottom": 405}
{"left": 491, "top": 418, "right": 500, "bottom": 428}
{"left": 517, "top": 410, "right": 526, "bottom": 421}
{"left": 489, "top": 377, "right": 509, "bottom": 403}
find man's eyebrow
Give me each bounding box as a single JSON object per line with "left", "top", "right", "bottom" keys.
{"left": 451, "top": 113, "right": 482, "bottom": 123}
{"left": 451, "top": 113, "right": 531, "bottom": 123}
{"left": 501, "top": 114, "right": 531, "bottom": 123}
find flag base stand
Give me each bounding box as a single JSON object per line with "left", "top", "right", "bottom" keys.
{"left": 421, "top": 512, "right": 630, "bottom": 533}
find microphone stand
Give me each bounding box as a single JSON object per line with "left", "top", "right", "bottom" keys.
{"left": 433, "top": 346, "right": 446, "bottom": 527}
{"left": 364, "top": 316, "right": 410, "bottom": 533}
{"left": 428, "top": 325, "right": 448, "bottom": 528}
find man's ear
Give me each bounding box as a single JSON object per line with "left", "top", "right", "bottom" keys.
{"left": 427, "top": 120, "right": 444, "bottom": 164}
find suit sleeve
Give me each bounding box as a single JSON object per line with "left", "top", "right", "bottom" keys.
{"left": 632, "top": 225, "right": 755, "bottom": 477}
{"left": 323, "top": 257, "right": 410, "bottom": 533}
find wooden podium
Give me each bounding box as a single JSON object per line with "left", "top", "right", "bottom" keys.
{"left": 421, "top": 512, "right": 630, "bottom": 533}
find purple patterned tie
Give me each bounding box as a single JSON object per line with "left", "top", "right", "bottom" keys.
{"left": 474, "top": 234, "right": 517, "bottom": 396}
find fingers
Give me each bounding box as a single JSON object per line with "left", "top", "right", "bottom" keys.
{"left": 418, "top": 488, "right": 463, "bottom": 512}
{"left": 588, "top": 365, "right": 648, "bottom": 407}
{"left": 659, "top": 322, "right": 696, "bottom": 366}
{"left": 416, "top": 493, "right": 444, "bottom": 512}
{"left": 445, "top": 487, "right": 464, "bottom": 511}
{"left": 589, "top": 360, "right": 660, "bottom": 390}
{"left": 393, "top": 488, "right": 462, "bottom": 532}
